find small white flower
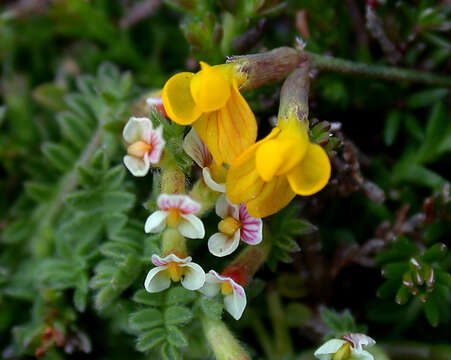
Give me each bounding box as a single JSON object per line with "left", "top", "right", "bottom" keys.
{"left": 123, "top": 117, "right": 165, "bottom": 177}
{"left": 144, "top": 254, "right": 206, "bottom": 293}
{"left": 314, "top": 333, "right": 376, "bottom": 360}
{"left": 183, "top": 128, "right": 227, "bottom": 193}
{"left": 145, "top": 194, "right": 205, "bottom": 239}
{"left": 208, "top": 195, "right": 262, "bottom": 257}
{"left": 199, "top": 270, "right": 247, "bottom": 320}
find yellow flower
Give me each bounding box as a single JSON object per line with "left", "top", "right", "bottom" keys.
{"left": 226, "top": 114, "right": 331, "bottom": 218}
{"left": 162, "top": 61, "right": 257, "bottom": 165}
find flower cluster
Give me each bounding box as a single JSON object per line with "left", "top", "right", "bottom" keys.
{"left": 314, "top": 333, "right": 376, "bottom": 360}
{"left": 121, "top": 56, "right": 333, "bottom": 322}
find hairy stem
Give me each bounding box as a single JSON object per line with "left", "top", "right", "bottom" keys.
{"left": 201, "top": 316, "right": 250, "bottom": 360}
{"left": 307, "top": 52, "right": 451, "bottom": 87}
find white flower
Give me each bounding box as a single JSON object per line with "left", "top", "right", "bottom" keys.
{"left": 199, "top": 270, "right": 247, "bottom": 320}
{"left": 144, "top": 194, "right": 205, "bottom": 239}
{"left": 123, "top": 117, "right": 165, "bottom": 177}
{"left": 183, "top": 128, "right": 227, "bottom": 193}
{"left": 208, "top": 195, "right": 262, "bottom": 257}
{"left": 144, "top": 254, "right": 206, "bottom": 293}
{"left": 314, "top": 333, "right": 376, "bottom": 360}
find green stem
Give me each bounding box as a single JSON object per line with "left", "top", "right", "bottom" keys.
{"left": 267, "top": 287, "right": 293, "bottom": 359}
{"left": 307, "top": 52, "right": 451, "bottom": 87}
{"left": 248, "top": 309, "right": 276, "bottom": 360}
{"left": 201, "top": 316, "right": 250, "bottom": 360}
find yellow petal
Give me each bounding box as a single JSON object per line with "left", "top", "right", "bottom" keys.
{"left": 190, "top": 62, "right": 231, "bottom": 113}
{"left": 286, "top": 143, "right": 331, "bottom": 196}
{"left": 226, "top": 128, "right": 280, "bottom": 205}
{"left": 246, "top": 175, "right": 296, "bottom": 218}
{"left": 162, "top": 72, "right": 201, "bottom": 125}
{"left": 193, "top": 81, "right": 257, "bottom": 165}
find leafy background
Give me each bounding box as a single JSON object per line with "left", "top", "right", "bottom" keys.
{"left": 0, "top": 0, "right": 450, "bottom": 359}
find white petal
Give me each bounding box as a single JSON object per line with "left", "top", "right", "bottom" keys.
{"left": 314, "top": 339, "right": 347, "bottom": 359}
{"left": 223, "top": 286, "right": 247, "bottom": 320}
{"left": 350, "top": 349, "right": 374, "bottom": 360}
{"left": 208, "top": 231, "right": 240, "bottom": 257}
{"left": 203, "top": 167, "right": 226, "bottom": 193}
{"left": 123, "top": 155, "right": 150, "bottom": 177}
{"left": 239, "top": 204, "right": 263, "bottom": 245}
{"left": 123, "top": 117, "right": 152, "bottom": 143}
{"left": 144, "top": 211, "right": 168, "bottom": 233}
{"left": 215, "top": 194, "right": 239, "bottom": 219}
{"left": 178, "top": 214, "right": 205, "bottom": 239}
{"left": 148, "top": 125, "right": 165, "bottom": 164}
{"left": 180, "top": 262, "right": 205, "bottom": 290}
{"left": 198, "top": 272, "right": 222, "bottom": 297}
{"left": 144, "top": 266, "right": 171, "bottom": 293}
{"left": 183, "top": 128, "right": 212, "bottom": 168}
{"left": 342, "top": 334, "right": 376, "bottom": 351}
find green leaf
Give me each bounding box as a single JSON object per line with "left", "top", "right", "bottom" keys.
{"left": 25, "top": 182, "right": 54, "bottom": 202}
{"left": 422, "top": 243, "right": 447, "bottom": 263}
{"left": 66, "top": 190, "right": 135, "bottom": 213}
{"left": 164, "top": 306, "right": 193, "bottom": 325}
{"left": 33, "top": 83, "right": 68, "bottom": 111}
{"left": 74, "top": 272, "right": 89, "bottom": 312}
{"left": 130, "top": 309, "right": 164, "bottom": 331}
{"left": 57, "top": 111, "right": 92, "bottom": 149}
{"left": 166, "top": 325, "right": 188, "bottom": 348}
{"left": 133, "top": 290, "right": 165, "bottom": 307}
{"left": 407, "top": 88, "right": 448, "bottom": 108}
{"left": 42, "top": 143, "right": 77, "bottom": 172}
{"left": 165, "top": 286, "right": 197, "bottom": 305}
{"left": 384, "top": 110, "right": 402, "bottom": 146}
{"left": 199, "top": 296, "right": 223, "bottom": 320}
{"left": 424, "top": 297, "right": 439, "bottom": 327}
{"left": 136, "top": 328, "right": 166, "bottom": 352}
{"left": 160, "top": 342, "right": 181, "bottom": 360}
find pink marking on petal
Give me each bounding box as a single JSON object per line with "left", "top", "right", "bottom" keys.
{"left": 148, "top": 128, "right": 165, "bottom": 164}
{"left": 179, "top": 197, "right": 201, "bottom": 215}
{"left": 151, "top": 254, "right": 168, "bottom": 266}
{"left": 231, "top": 282, "right": 246, "bottom": 297}
{"left": 239, "top": 204, "right": 263, "bottom": 245}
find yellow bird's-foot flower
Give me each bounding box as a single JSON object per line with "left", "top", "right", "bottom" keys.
{"left": 226, "top": 114, "right": 331, "bottom": 218}
{"left": 162, "top": 61, "right": 257, "bottom": 165}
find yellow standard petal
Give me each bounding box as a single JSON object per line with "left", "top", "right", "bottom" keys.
{"left": 190, "top": 62, "right": 231, "bottom": 113}
{"left": 162, "top": 72, "right": 202, "bottom": 125}
{"left": 286, "top": 143, "right": 331, "bottom": 196}
{"left": 226, "top": 128, "right": 280, "bottom": 205}
{"left": 194, "top": 80, "right": 257, "bottom": 165}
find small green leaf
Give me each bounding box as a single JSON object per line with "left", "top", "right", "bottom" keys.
{"left": 42, "top": 143, "right": 77, "bottom": 172}
{"left": 25, "top": 182, "right": 54, "bottom": 202}
{"left": 165, "top": 286, "right": 197, "bottom": 305}
{"left": 407, "top": 88, "right": 448, "bottom": 108}
{"left": 164, "top": 306, "right": 193, "bottom": 325}
{"left": 384, "top": 110, "right": 402, "bottom": 146}
{"left": 130, "top": 309, "right": 164, "bottom": 331}
{"left": 136, "top": 328, "right": 166, "bottom": 352}
{"left": 422, "top": 243, "right": 447, "bottom": 263}
{"left": 199, "top": 296, "right": 223, "bottom": 320}
{"left": 424, "top": 297, "right": 439, "bottom": 327}
{"left": 133, "top": 290, "right": 165, "bottom": 307}
{"left": 160, "top": 342, "right": 181, "bottom": 360}
{"left": 166, "top": 325, "right": 188, "bottom": 348}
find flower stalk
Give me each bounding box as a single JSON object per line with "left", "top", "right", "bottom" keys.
{"left": 222, "top": 234, "right": 272, "bottom": 286}
{"left": 277, "top": 59, "right": 310, "bottom": 122}
{"left": 201, "top": 316, "right": 250, "bottom": 360}
{"left": 161, "top": 165, "right": 185, "bottom": 194}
